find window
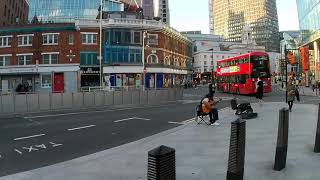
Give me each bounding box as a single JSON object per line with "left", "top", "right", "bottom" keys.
{"left": 204, "top": 55, "right": 207, "bottom": 58}
{"left": 204, "top": 61, "right": 207, "bottom": 65}
{"left": 124, "top": 31, "right": 131, "bottom": 43}
{"left": 17, "top": 54, "right": 32, "bottom": 65}
{"left": 133, "top": 32, "right": 141, "bottom": 44}
{"left": 42, "top": 53, "right": 59, "bottom": 64}
{"left": 81, "top": 33, "right": 97, "bottom": 44}
{"left": 0, "top": 36, "right": 12, "bottom": 47}
{"left": 0, "top": 55, "right": 11, "bottom": 66}
{"left": 147, "top": 54, "right": 158, "bottom": 64}
{"left": 211, "top": 61, "right": 213, "bottom": 66}
{"left": 80, "top": 52, "right": 98, "bottom": 65}
{"left": 41, "top": 74, "right": 52, "bottom": 88}
{"left": 43, "top": 33, "right": 58, "bottom": 45}
{"left": 18, "top": 34, "right": 33, "bottom": 46}
{"left": 69, "top": 34, "right": 74, "bottom": 45}
{"left": 147, "top": 34, "right": 158, "bottom": 45}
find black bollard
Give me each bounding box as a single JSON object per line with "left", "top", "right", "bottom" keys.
{"left": 274, "top": 108, "right": 289, "bottom": 171}
{"left": 147, "top": 145, "right": 176, "bottom": 180}
{"left": 314, "top": 104, "right": 320, "bottom": 153}
{"left": 226, "top": 119, "right": 246, "bottom": 180}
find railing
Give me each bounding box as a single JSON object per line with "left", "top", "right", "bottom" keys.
{"left": 0, "top": 88, "right": 184, "bottom": 114}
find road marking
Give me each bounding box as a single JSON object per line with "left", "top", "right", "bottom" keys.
{"left": 114, "top": 117, "right": 151, "bottom": 123}
{"left": 49, "top": 142, "right": 63, "bottom": 147}
{"left": 24, "top": 104, "right": 176, "bottom": 119}
{"left": 25, "top": 107, "right": 139, "bottom": 119}
{"left": 168, "top": 121, "right": 185, "bottom": 125}
{"left": 67, "top": 125, "right": 96, "bottom": 131}
{"left": 35, "top": 144, "right": 47, "bottom": 149}
{"left": 168, "top": 118, "right": 195, "bottom": 125}
{"left": 14, "top": 134, "right": 46, "bottom": 141}
{"left": 14, "top": 149, "right": 23, "bottom": 155}
{"left": 23, "top": 146, "right": 38, "bottom": 152}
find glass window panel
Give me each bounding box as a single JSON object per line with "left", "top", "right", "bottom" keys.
{"left": 134, "top": 32, "right": 141, "bottom": 44}
{"left": 25, "top": 55, "right": 32, "bottom": 65}
{"left": 51, "top": 54, "right": 58, "bottom": 64}
{"left": 18, "top": 56, "right": 25, "bottom": 65}
{"left": 43, "top": 54, "right": 50, "bottom": 64}
{"left": 41, "top": 74, "right": 52, "bottom": 88}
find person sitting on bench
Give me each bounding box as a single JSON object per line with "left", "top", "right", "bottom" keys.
{"left": 201, "top": 94, "right": 222, "bottom": 126}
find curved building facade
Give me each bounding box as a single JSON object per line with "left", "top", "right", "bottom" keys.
{"left": 28, "top": 0, "right": 124, "bottom": 22}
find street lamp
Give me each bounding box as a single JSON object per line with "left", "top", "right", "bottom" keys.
{"left": 142, "top": 31, "right": 147, "bottom": 90}
{"left": 208, "top": 48, "right": 215, "bottom": 84}
{"left": 99, "top": 0, "right": 103, "bottom": 89}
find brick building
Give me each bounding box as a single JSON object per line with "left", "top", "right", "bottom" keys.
{"left": 0, "top": 0, "right": 29, "bottom": 27}
{"left": 0, "top": 23, "right": 99, "bottom": 93}
{"left": 76, "top": 18, "right": 193, "bottom": 89}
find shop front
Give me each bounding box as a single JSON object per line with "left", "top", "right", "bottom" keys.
{"left": 0, "top": 64, "right": 79, "bottom": 93}
{"left": 80, "top": 67, "right": 100, "bottom": 87}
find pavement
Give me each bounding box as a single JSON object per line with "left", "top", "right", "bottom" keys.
{"left": 1, "top": 102, "right": 320, "bottom": 180}
{"left": 277, "top": 82, "right": 320, "bottom": 97}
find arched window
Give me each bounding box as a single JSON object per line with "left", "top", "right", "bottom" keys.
{"left": 164, "top": 57, "right": 170, "bottom": 65}
{"left": 147, "top": 54, "right": 158, "bottom": 64}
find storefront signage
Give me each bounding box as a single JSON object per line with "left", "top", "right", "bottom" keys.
{"left": 80, "top": 67, "right": 100, "bottom": 74}
{"left": 220, "top": 66, "right": 240, "bottom": 73}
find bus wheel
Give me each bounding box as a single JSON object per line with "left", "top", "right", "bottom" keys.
{"left": 236, "top": 88, "right": 240, "bottom": 95}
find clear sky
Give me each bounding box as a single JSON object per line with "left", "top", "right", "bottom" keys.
{"left": 169, "top": 0, "right": 300, "bottom": 33}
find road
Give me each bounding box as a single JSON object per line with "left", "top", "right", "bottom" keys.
{"left": 0, "top": 84, "right": 318, "bottom": 177}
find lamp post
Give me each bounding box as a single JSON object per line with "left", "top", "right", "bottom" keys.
{"left": 142, "top": 31, "right": 147, "bottom": 90}
{"left": 99, "top": 0, "right": 103, "bottom": 89}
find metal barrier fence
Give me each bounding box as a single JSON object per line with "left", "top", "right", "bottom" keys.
{"left": 0, "top": 88, "right": 183, "bottom": 114}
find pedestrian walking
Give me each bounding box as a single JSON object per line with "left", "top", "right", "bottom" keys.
{"left": 256, "top": 77, "right": 264, "bottom": 106}
{"left": 287, "top": 79, "right": 296, "bottom": 112}
{"left": 311, "top": 78, "right": 316, "bottom": 92}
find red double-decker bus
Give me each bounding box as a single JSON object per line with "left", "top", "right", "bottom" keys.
{"left": 216, "top": 52, "right": 272, "bottom": 95}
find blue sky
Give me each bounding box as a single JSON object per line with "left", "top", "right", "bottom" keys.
{"left": 170, "top": 0, "right": 300, "bottom": 33}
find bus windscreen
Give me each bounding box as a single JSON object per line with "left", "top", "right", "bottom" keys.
{"left": 251, "top": 56, "right": 271, "bottom": 78}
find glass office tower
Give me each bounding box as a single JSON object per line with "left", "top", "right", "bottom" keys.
{"left": 209, "top": 0, "right": 280, "bottom": 52}
{"left": 28, "top": 0, "right": 124, "bottom": 22}
{"left": 297, "top": 0, "right": 320, "bottom": 31}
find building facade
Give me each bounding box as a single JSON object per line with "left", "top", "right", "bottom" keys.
{"left": 0, "top": 0, "right": 29, "bottom": 27}
{"left": 142, "top": 0, "right": 170, "bottom": 25}
{"left": 76, "top": 17, "right": 192, "bottom": 89}
{"left": 209, "top": 0, "right": 280, "bottom": 52}
{"left": 0, "top": 23, "right": 101, "bottom": 93}
{"left": 28, "top": 0, "right": 124, "bottom": 23}
{"left": 296, "top": 0, "right": 320, "bottom": 83}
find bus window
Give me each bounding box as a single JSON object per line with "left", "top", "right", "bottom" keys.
{"left": 251, "top": 56, "right": 271, "bottom": 78}
{"left": 239, "top": 75, "right": 247, "bottom": 84}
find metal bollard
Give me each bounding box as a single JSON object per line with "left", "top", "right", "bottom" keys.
{"left": 147, "top": 145, "right": 176, "bottom": 180}
{"left": 274, "top": 108, "right": 289, "bottom": 171}
{"left": 227, "top": 119, "right": 246, "bottom": 180}
{"left": 314, "top": 104, "right": 320, "bottom": 153}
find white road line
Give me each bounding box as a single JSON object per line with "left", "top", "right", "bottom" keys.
{"left": 168, "top": 121, "right": 185, "bottom": 125}
{"left": 114, "top": 117, "right": 135, "bottom": 123}
{"left": 25, "top": 107, "right": 139, "bottom": 119}
{"left": 14, "top": 134, "right": 46, "bottom": 141}
{"left": 67, "top": 125, "right": 96, "bottom": 131}
{"left": 114, "top": 117, "right": 151, "bottom": 123}
{"left": 133, "top": 117, "right": 151, "bottom": 121}
{"left": 168, "top": 118, "right": 195, "bottom": 125}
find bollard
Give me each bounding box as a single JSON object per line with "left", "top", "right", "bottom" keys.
{"left": 226, "top": 119, "right": 246, "bottom": 180}
{"left": 314, "top": 104, "right": 320, "bottom": 153}
{"left": 274, "top": 108, "right": 289, "bottom": 171}
{"left": 147, "top": 145, "right": 176, "bottom": 180}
